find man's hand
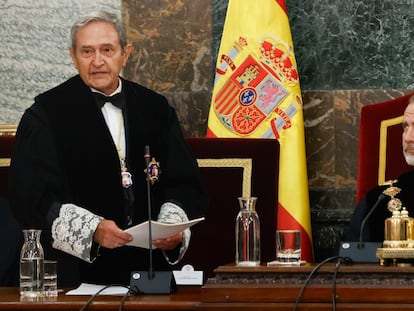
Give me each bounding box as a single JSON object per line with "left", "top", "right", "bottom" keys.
{"left": 94, "top": 219, "right": 132, "bottom": 249}
{"left": 153, "top": 232, "right": 184, "bottom": 250}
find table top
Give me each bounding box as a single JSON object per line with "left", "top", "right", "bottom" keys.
{"left": 4, "top": 264, "right": 414, "bottom": 311}
{"left": 0, "top": 286, "right": 202, "bottom": 310}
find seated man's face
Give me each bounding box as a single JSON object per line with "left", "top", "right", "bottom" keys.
{"left": 402, "top": 102, "right": 414, "bottom": 166}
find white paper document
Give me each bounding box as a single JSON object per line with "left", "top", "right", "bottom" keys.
{"left": 66, "top": 283, "right": 129, "bottom": 295}
{"left": 124, "top": 217, "right": 205, "bottom": 249}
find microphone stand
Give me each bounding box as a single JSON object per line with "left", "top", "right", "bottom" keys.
{"left": 358, "top": 193, "right": 386, "bottom": 247}
{"left": 129, "top": 146, "right": 175, "bottom": 294}
{"left": 339, "top": 193, "right": 385, "bottom": 263}
{"left": 145, "top": 147, "right": 154, "bottom": 280}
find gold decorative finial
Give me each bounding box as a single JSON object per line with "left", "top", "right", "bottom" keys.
{"left": 382, "top": 180, "right": 402, "bottom": 212}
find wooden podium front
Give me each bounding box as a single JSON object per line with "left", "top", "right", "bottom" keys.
{"left": 198, "top": 263, "right": 414, "bottom": 310}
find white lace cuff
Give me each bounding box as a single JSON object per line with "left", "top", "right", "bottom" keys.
{"left": 51, "top": 203, "right": 103, "bottom": 263}
{"left": 157, "top": 202, "right": 190, "bottom": 265}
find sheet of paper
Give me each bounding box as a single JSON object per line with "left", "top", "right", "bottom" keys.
{"left": 65, "top": 283, "right": 129, "bottom": 295}
{"left": 124, "top": 217, "right": 205, "bottom": 249}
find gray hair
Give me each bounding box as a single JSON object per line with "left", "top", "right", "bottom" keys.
{"left": 70, "top": 11, "right": 128, "bottom": 51}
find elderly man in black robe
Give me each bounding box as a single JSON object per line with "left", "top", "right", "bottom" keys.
{"left": 9, "top": 11, "right": 207, "bottom": 287}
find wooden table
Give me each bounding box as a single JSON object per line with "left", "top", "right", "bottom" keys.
{"left": 0, "top": 286, "right": 201, "bottom": 310}
{"left": 3, "top": 263, "right": 414, "bottom": 310}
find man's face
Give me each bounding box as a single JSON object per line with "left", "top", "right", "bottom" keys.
{"left": 69, "top": 21, "right": 131, "bottom": 95}
{"left": 402, "top": 102, "right": 414, "bottom": 166}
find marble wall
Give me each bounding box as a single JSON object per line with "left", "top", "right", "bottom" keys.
{"left": 287, "top": 0, "right": 414, "bottom": 90}
{"left": 122, "top": 0, "right": 211, "bottom": 137}
{"left": 0, "top": 0, "right": 121, "bottom": 123}
{"left": 1, "top": 0, "right": 414, "bottom": 261}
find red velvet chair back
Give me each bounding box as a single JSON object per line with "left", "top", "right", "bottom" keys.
{"left": 356, "top": 94, "right": 414, "bottom": 204}
{"left": 178, "top": 138, "right": 279, "bottom": 279}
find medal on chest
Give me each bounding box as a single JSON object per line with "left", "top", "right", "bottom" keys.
{"left": 120, "top": 157, "right": 133, "bottom": 188}
{"left": 145, "top": 157, "right": 161, "bottom": 185}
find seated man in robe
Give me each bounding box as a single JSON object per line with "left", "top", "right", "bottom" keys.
{"left": 344, "top": 95, "right": 414, "bottom": 242}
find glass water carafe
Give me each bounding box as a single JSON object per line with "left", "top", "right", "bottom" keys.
{"left": 235, "top": 197, "right": 261, "bottom": 266}
{"left": 20, "top": 229, "right": 44, "bottom": 298}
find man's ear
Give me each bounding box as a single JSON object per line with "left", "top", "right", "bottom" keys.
{"left": 122, "top": 44, "right": 133, "bottom": 67}
{"left": 69, "top": 47, "right": 78, "bottom": 70}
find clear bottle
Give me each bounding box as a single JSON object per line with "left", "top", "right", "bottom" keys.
{"left": 235, "top": 197, "right": 260, "bottom": 266}
{"left": 20, "top": 229, "right": 44, "bottom": 298}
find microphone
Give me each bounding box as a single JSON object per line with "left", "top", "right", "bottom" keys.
{"left": 129, "top": 145, "right": 175, "bottom": 294}
{"left": 339, "top": 193, "right": 386, "bottom": 262}
{"left": 144, "top": 146, "right": 154, "bottom": 280}
{"left": 358, "top": 193, "right": 386, "bottom": 246}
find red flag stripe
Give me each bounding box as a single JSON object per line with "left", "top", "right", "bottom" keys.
{"left": 215, "top": 84, "right": 240, "bottom": 115}
{"left": 274, "top": 0, "right": 287, "bottom": 15}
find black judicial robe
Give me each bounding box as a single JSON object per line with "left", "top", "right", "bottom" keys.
{"left": 9, "top": 75, "right": 207, "bottom": 286}
{"left": 343, "top": 169, "right": 414, "bottom": 242}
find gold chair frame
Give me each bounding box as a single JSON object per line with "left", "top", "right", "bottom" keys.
{"left": 0, "top": 124, "right": 17, "bottom": 136}
{"left": 0, "top": 124, "right": 17, "bottom": 168}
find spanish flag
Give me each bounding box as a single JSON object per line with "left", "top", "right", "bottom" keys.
{"left": 206, "top": 0, "right": 313, "bottom": 262}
